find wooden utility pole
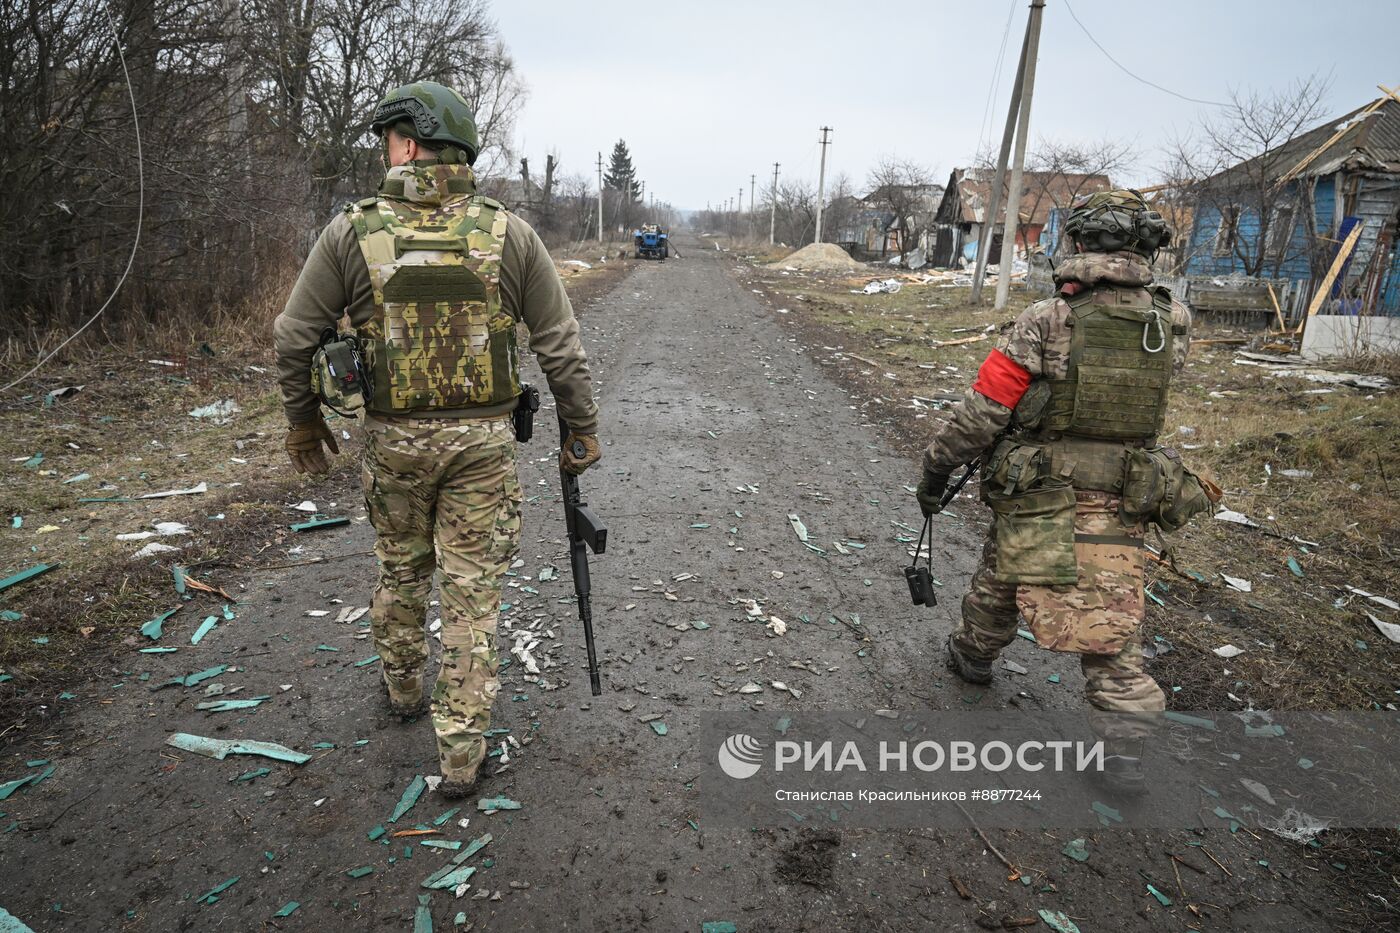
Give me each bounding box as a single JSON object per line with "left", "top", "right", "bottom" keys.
{"left": 770, "top": 162, "right": 780, "bottom": 245}
{"left": 596, "top": 152, "right": 604, "bottom": 242}
{"left": 814, "top": 126, "right": 832, "bottom": 243}
{"left": 749, "top": 173, "right": 757, "bottom": 240}
{"left": 993, "top": 0, "right": 1046, "bottom": 311}
{"left": 970, "top": 9, "right": 1032, "bottom": 304}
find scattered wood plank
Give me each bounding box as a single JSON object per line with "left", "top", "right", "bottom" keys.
{"left": 1300, "top": 221, "right": 1364, "bottom": 331}
{"left": 1266, "top": 282, "right": 1286, "bottom": 332}
{"left": 931, "top": 334, "right": 990, "bottom": 349}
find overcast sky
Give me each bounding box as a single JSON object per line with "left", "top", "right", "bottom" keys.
{"left": 492, "top": 0, "right": 1398, "bottom": 211}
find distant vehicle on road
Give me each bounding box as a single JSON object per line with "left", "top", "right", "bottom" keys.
{"left": 633, "top": 224, "right": 669, "bottom": 260}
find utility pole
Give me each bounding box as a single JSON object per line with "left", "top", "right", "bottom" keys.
{"left": 596, "top": 151, "right": 604, "bottom": 243}
{"left": 993, "top": 0, "right": 1045, "bottom": 311}
{"left": 970, "top": 8, "right": 1030, "bottom": 303}
{"left": 814, "top": 126, "right": 832, "bottom": 243}
{"left": 769, "top": 162, "right": 780, "bottom": 245}
{"left": 749, "top": 173, "right": 756, "bottom": 240}
{"left": 737, "top": 187, "right": 743, "bottom": 239}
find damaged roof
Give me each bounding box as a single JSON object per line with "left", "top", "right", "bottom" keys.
{"left": 937, "top": 168, "right": 1113, "bottom": 226}
{"left": 1210, "top": 95, "right": 1400, "bottom": 186}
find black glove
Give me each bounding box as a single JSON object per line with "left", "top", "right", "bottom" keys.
{"left": 916, "top": 470, "right": 950, "bottom": 517}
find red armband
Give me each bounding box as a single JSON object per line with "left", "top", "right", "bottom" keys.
{"left": 970, "top": 349, "right": 1032, "bottom": 409}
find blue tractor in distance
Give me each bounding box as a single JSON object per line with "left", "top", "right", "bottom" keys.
{"left": 633, "top": 224, "right": 669, "bottom": 260}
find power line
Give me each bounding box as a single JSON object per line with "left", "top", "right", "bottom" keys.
{"left": 1062, "top": 0, "right": 1228, "bottom": 108}
{"left": 3, "top": 3, "right": 145, "bottom": 394}
{"left": 977, "top": 0, "right": 1019, "bottom": 156}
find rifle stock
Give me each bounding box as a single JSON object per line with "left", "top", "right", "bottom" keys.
{"left": 559, "top": 414, "right": 605, "bottom": 695}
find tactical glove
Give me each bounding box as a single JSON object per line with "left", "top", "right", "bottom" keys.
{"left": 916, "top": 470, "right": 950, "bottom": 517}
{"left": 560, "top": 432, "right": 601, "bottom": 475}
{"left": 286, "top": 417, "right": 340, "bottom": 475}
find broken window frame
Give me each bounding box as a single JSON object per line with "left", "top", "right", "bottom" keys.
{"left": 1214, "top": 204, "right": 1240, "bottom": 257}
{"left": 1267, "top": 203, "right": 1296, "bottom": 258}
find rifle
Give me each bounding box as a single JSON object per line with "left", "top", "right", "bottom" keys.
{"left": 905, "top": 457, "right": 984, "bottom": 608}
{"left": 558, "top": 413, "right": 607, "bottom": 696}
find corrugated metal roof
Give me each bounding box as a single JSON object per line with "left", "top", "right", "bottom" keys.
{"left": 1357, "top": 98, "right": 1400, "bottom": 169}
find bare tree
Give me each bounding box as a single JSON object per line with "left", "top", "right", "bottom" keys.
{"left": 864, "top": 157, "right": 938, "bottom": 257}
{"left": 1026, "top": 136, "right": 1136, "bottom": 258}
{"left": 0, "top": 0, "right": 529, "bottom": 344}
{"left": 1163, "top": 76, "right": 1331, "bottom": 277}
{"left": 819, "top": 172, "right": 859, "bottom": 249}
{"left": 770, "top": 181, "right": 817, "bottom": 247}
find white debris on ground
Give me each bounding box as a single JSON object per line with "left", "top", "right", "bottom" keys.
{"left": 131, "top": 541, "right": 181, "bottom": 559}
{"left": 187, "top": 399, "right": 241, "bottom": 422}
{"left": 1233, "top": 350, "right": 1393, "bottom": 390}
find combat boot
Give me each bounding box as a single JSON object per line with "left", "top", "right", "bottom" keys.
{"left": 945, "top": 634, "right": 994, "bottom": 685}
{"left": 1095, "top": 741, "right": 1148, "bottom": 797}
{"left": 438, "top": 744, "right": 482, "bottom": 799}
{"left": 383, "top": 671, "right": 426, "bottom": 720}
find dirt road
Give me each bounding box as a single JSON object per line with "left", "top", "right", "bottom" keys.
{"left": 2, "top": 241, "right": 1341, "bottom": 931}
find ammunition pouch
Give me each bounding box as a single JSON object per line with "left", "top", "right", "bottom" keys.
{"left": 986, "top": 437, "right": 1218, "bottom": 533}
{"left": 986, "top": 436, "right": 1126, "bottom": 496}
{"left": 986, "top": 480, "right": 1077, "bottom": 585}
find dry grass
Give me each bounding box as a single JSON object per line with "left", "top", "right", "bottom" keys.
{"left": 739, "top": 258, "right": 1400, "bottom": 713}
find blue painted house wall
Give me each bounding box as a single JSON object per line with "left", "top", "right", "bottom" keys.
{"left": 1185, "top": 174, "right": 1399, "bottom": 315}
{"left": 1185, "top": 175, "right": 1334, "bottom": 283}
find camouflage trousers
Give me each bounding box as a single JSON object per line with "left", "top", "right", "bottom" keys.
{"left": 955, "top": 491, "right": 1165, "bottom": 740}
{"left": 363, "top": 413, "right": 522, "bottom": 778}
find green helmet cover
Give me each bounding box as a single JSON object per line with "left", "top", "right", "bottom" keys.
{"left": 1064, "top": 188, "right": 1172, "bottom": 257}
{"left": 370, "top": 81, "right": 480, "bottom": 165}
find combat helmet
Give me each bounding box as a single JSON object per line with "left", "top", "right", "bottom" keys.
{"left": 369, "top": 81, "right": 480, "bottom": 165}
{"left": 1063, "top": 188, "right": 1171, "bottom": 257}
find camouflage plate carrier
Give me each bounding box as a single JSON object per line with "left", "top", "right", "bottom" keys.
{"left": 345, "top": 174, "right": 519, "bottom": 414}
{"left": 1043, "top": 284, "right": 1175, "bottom": 441}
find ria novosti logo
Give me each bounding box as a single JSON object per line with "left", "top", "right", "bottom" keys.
{"left": 717, "top": 734, "right": 765, "bottom": 779}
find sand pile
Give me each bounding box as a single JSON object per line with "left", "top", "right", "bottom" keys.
{"left": 777, "top": 242, "right": 867, "bottom": 273}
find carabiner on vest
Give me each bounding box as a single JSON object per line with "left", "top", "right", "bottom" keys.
{"left": 1142, "top": 309, "right": 1167, "bottom": 354}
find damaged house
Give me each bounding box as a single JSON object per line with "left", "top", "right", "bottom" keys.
{"left": 833, "top": 183, "right": 945, "bottom": 262}
{"left": 928, "top": 168, "right": 1112, "bottom": 267}
{"left": 1181, "top": 93, "right": 1400, "bottom": 336}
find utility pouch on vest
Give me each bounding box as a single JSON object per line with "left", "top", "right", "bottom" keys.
{"left": 1012, "top": 380, "right": 1052, "bottom": 431}
{"left": 986, "top": 441, "right": 1046, "bottom": 496}
{"left": 1043, "top": 436, "right": 1126, "bottom": 493}
{"left": 310, "top": 327, "right": 369, "bottom": 415}
{"left": 986, "top": 480, "right": 1077, "bottom": 585}
{"left": 1119, "top": 447, "right": 1166, "bottom": 524}
{"left": 1152, "top": 447, "right": 1221, "bottom": 532}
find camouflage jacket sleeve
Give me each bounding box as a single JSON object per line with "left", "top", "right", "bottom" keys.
{"left": 272, "top": 213, "right": 375, "bottom": 424}
{"left": 499, "top": 213, "right": 599, "bottom": 435}
{"left": 921, "top": 297, "right": 1060, "bottom": 475}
